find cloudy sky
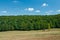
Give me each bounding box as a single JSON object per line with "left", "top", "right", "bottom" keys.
{"left": 0, "top": 0, "right": 60, "bottom": 15}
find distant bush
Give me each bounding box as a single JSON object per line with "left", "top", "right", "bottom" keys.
{"left": 0, "top": 14, "right": 60, "bottom": 31}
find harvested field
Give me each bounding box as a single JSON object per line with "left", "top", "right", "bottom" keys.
{"left": 0, "top": 29, "right": 60, "bottom": 40}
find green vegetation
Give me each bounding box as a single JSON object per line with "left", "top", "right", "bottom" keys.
{"left": 0, "top": 14, "right": 60, "bottom": 31}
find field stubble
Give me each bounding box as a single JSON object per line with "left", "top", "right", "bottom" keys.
{"left": 0, "top": 28, "right": 60, "bottom": 40}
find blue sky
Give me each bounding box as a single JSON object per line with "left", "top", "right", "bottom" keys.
{"left": 0, "top": 0, "right": 60, "bottom": 15}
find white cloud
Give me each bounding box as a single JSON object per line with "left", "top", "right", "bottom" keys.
{"left": 42, "top": 3, "right": 48, "bottom": 7}
{"left": 45, "top": 12, "right": 50, "bottom": 15}
{"left": 48, "top": 10, "right": 54, "bottom": 12}
{"left": 24, "top": 8, "right": 34, "bottom": 11}
{"left": 12, "top": 0, "right": 19, "bottom": 3}
{"left": 56, "top": 10, "right": 60, "bottom": 12}
{"left": 1, "top": 11, "right": 7, "bottom": 13}
{"left": 35, "top": 10, "right": 40, "bottom": 12}
{"left": 45, "top": 10, "right": 54, "bottom": 15}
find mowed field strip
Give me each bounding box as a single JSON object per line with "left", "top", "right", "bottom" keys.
{"left": 0, "top": 28, "right": 60, "bottom": 40}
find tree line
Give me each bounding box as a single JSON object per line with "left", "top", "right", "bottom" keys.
{"left": 0, "top": 14, "right": 60, "bottom": 31}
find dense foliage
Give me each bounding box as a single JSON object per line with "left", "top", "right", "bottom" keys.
{"left": 0, "top": 14, "right": 60, "bottom": 31}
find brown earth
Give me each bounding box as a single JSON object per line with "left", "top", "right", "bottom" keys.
{"left": 0, "top": 29, "right": 60, "bottom": 40}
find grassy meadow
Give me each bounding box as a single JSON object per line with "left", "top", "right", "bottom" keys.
{"left": 0, "top": 28, "right": 60, "bottom": 40}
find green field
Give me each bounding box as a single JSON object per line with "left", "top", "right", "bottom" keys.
{"left": 0, "top": 28, "right": 60, "bottom": 40}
